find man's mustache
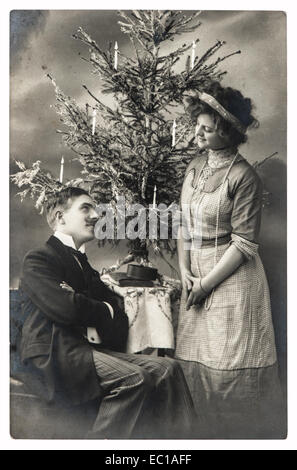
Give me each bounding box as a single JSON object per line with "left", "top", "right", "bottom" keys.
{"left": 86, "top": 219, "right": 98, "bottom": 226}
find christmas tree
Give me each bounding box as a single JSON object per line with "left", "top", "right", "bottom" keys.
{"left": 12, "top": 10, "right": 245, "bottom": 273}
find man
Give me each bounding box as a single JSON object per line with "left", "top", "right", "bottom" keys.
{"left": 19, "top": 187, "right": 195, "bottom": 439}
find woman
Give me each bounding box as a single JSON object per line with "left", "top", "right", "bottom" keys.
{"left": 175, "top": 81, "right": 284, "bottom": 438}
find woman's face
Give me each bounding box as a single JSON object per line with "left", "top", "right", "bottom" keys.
{"left": 195, "top": 113, "right": 230, "bottom": 150}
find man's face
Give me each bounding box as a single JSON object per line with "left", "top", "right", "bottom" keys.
{"left": 61, "top": 194, "right": 99, "bottom": 247}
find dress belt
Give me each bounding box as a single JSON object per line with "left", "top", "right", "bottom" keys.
{"left": 193, "top": 235, "right": 231, "bottom": 248}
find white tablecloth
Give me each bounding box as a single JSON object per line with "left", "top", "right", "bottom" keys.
{"left": 101, "top": 275, "right": 178, "bottom": 353}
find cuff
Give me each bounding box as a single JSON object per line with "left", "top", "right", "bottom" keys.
{"left": 87, "top": 327, "right": 101, "bottom": 344}
{"left": 230, "top": 233, "right": 259, "bottom": 260}
{"left": 103, "top": 302, "right": 114, "bottom": 319}
{"left": 87, "top": 303, "right": 113, "bottom": 344}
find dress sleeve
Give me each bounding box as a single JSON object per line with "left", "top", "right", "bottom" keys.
{"left": 230, "top": 166, "right": 263, "bottom": 259}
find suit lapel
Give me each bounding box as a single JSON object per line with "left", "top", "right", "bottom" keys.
{"left": 46, "top": 235, "right": 86, "bottom": 290}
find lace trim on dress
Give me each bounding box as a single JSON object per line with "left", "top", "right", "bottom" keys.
{"left": 194, "top": 165, "right": 213, "bottom": 192}
{"left": 194, "top": 148, "right": 239, "bottom": 193}
{"left": 207, "top": 147, "right": 238, "bottom": 169}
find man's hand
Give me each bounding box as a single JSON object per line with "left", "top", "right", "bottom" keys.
{"left": 60, "top": 281, "right": 75, "bottom": 293}
{"left": 110, "top": 295, "right": 125, "bottom": 313}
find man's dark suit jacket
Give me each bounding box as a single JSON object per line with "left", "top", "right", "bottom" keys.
{"left": 19, "top": 235, "right": 128, "bottom": 406}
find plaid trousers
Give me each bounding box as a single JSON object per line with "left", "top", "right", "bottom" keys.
{"left": 88, "top": 349, "right": 196, "bottom": 439}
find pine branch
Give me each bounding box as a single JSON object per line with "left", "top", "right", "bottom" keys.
{"left": 118, "top": 10, "right": 202, "bottom": 48}
{"left": 10, "top": 160, "right": 64, "bottom": 213}
{"left": 253, "top": 152, "right": 278, "bottom": 169}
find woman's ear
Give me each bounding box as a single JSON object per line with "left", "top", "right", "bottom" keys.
{"left": 218, "top": 129, "right": 227, "bottom": 139}
{"left": 218, "top": 129, "right": 232, "bottom": 145}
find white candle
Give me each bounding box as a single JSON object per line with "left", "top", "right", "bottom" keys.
{"left": 191, "top": 40, "right": 196, "bottom": 69}
{"left": 59, "top": 156, "right": 64, "bottom": 183}
{"left": 92, "top": 108, "right": 97, "bottom": 136}
{"left": 153, "top": 185, "right": 157, "bottom": 209}
{"left": 114, "top": 41, "right": 118, "bottom": 70}
{"left": 172, "top": 120, "right": 177, "bottom": 147}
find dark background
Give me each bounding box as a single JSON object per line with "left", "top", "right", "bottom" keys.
{"left": 10, "top": 10, "right": 287, "bottom": 385}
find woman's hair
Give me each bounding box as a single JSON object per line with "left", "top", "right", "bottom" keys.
{"left": 186, "top": 81, "right": 258, "bottom": 146}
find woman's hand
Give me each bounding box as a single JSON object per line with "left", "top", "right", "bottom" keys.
{"left": 180, "top": 267, "right": 193, "bottom": 301}
{"left": 185, "top": 276, "right": 210, "bottom": 311}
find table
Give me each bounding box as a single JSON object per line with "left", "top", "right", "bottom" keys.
{"left": 101, "top": 274, "right": 181, "bottom": 354}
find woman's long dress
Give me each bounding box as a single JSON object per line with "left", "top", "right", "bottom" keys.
{"left": 175, "top": 150, "right": 285, "bottom": 438}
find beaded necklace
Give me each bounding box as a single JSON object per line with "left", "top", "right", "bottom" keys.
{"left": 193, "top": 150, "right": 239, "bottom": 310}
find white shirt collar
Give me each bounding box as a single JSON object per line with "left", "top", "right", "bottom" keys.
{"left": 54, "top": 231, "right": 86, "bottom": 253}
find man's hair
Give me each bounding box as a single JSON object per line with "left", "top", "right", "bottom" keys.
{"left": 45, "top": 187, "right": 90, "bottom": 230}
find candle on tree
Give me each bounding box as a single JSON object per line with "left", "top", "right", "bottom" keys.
{"left": 92, "top": 108, "right": 97, "bottom": 135}
{"left": 114, "top": 41, "right": 118, "bottom": 70}
{"left": 191, "top": 40, "right": 196, "bottom": 69}
{"left": 59, "top": 156, "right": 64, "bottom": 183}
{"left": 172, "top": 120, "right": 177, "bottom": 147}
{"left": 153, "top": 185, "right": 157, "bottom": 209}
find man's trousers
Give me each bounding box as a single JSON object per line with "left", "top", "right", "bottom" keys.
{"left": 88, "top": 349, "right": 196, "bottom": 439}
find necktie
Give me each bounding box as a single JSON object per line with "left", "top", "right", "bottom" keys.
{"left": 67, "top": 247, "right": 94, "bottom": 286}
{"left": 68, "top": 247, "right": 88, "bottom": 265}
{"left": 67, "top": 247, "right": 102, "bottom": 344}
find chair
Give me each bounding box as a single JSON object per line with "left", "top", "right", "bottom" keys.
{"left": 10, "top": 289, "right": 98, "bottom": 439}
